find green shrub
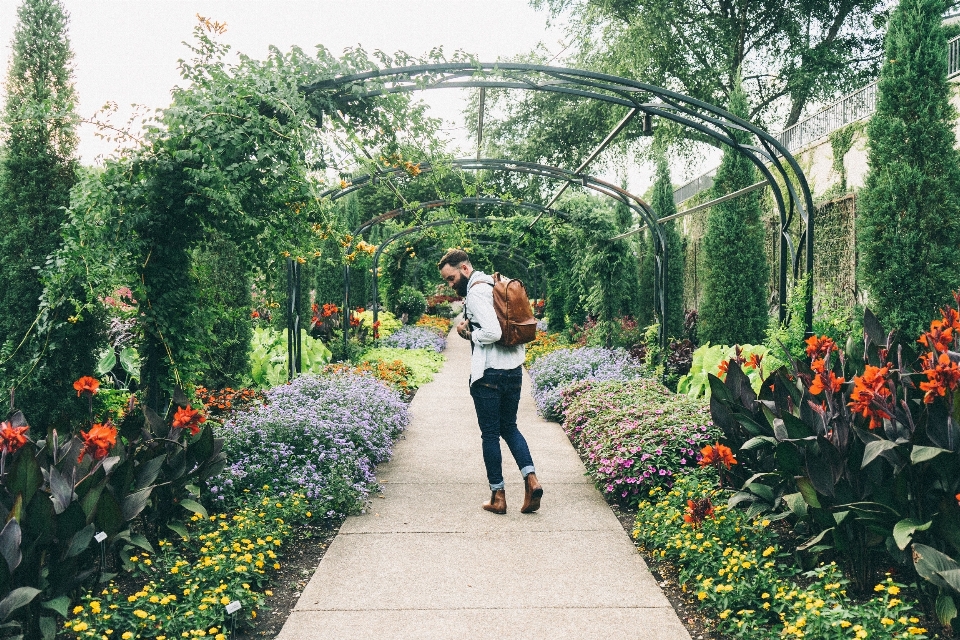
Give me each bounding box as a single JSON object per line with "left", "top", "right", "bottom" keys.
{"left": 358, "top": 309, "right": 401, "bottom": 339}
{"left": 394, "top": 286, "right": 427, "bottom": 323}
{"left": 249, "top": 327, "right": 331, "bottom": 388}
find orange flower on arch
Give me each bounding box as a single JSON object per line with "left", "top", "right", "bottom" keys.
{"left": 848, "top": 365, "right": 893, "bottom": 429}
{"left": 73, "top": 376, "right": 100, "bottom": 397}
{"left": 78, "top": 422, "right": 117, "bottom": 463}
{"left": 0, "top": 421, "right": 29, "bottom": 454}
{"left": 699, "top": 443, "right": 737, "bottom": 469}
{"left": 172, "top": 405, "right": 207, "bottom": 436}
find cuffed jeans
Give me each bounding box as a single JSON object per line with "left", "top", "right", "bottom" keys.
{"left": 470, "top": 366, "right": 535, "bottom": 491}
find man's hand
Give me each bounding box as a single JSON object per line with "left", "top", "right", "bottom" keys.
{"left": 456, "top": 319, "right": 472, "bottom": 341}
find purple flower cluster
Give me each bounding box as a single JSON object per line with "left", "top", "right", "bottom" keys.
{"left": 528, "top": 347, "right": 645, "bottom": 420}
{"left": 381, "top": 326, "right": 447, "bottom": 352}
{"left": 560, "top": 379, "right": 719, "bottom": 507}
{"left": 211, "top": 372, "right": 409, "bottom": 515}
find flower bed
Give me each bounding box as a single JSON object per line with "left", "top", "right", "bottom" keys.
{"left": 211, "top": 372, "right": 409, "bottom": 511}
{"left": 528, "top": 346, "right": 645, "bottom": 420}
{"left": 634, "top": 474, "right": 930, "bottom": 639}
{"left": 559, "top": 379, "right": 718, "bottom": 506}
{"left": 380, "top": 325, "right": 446, "bottom": 352}
{"left": 64, "top": 493, "right": 310, "bottom": 639}
{"left": 360, "top": 347, "right": 444, "bottom": 389}
{"left": 524, "top": 330, "right": 573, "bottom": 367}
{"left": 415, "top": 314, "right": 452, "bottom": 336}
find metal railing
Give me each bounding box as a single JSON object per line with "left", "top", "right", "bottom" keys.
{"left": 674, "top": 34, "right": 960, "bottom": 205}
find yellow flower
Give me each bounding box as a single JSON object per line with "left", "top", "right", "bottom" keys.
{"left": 874, "top": 584, "right": 887, "bottom": 592}
{"left": 72, "top": 605, "right": 84, "bottom": 614}
{"left": 880, "top": 617, "right": 894, "bottom": 626}
{"left": 887, "top": 585, "right": 900, "bottom": 595}
{"left": 73, "top": 622, "right": 89, "bottom": 632}
{"left": 762, "top": 546, "right": 775, "bottom": 557}
{"left": 122, "top": 632, "right": 133, "bottom": 640}
{"left": 856, "top": 630, "right": 867, "bottom": 639}
{"left": 719, "top": 610, "right": 730, "bottom": 619}
{"left": 839, "top": 620, "right": 852, "bottom": 628}
{"left": 265, "top": 590, "right": 273, "bottom": 596}
{"left": 134, "top": 609, "right": 148, "bottom": 619}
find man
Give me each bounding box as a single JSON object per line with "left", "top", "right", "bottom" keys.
{"left": 437, "top": 248, "right": 543, "bottom": 515}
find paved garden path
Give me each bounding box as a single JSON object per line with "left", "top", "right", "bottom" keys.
{"left": 277, "top": 330, "right": 691, "bottom": 640}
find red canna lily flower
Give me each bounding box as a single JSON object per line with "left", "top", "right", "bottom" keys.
{"left": 172, "top": 405, "right": 206, "bottom": 435}
{"left": 0, "top": 421, "right": 29, "bottom": 454}
{"left": 848, "top": 365, "right": 893, "bottom": 429}
{"left": 683, "top": 497, "right": 715, "bottom": 528}
{"left": 956, "top": 493, "right": 960, "bottom": 506}
{"left": 73, "top": 376, "right": 100, "bottom": 397}
{"left": 808, "top": 359, "right": 845, "bottom": 395}
{"left": 699, "top": 443, "right": 737, "bottom": 469}
{"left": 717, "top": 360, "right": 729, "bottom": 377}
{"left": 919, "top": 352, "right": 960, "bottom": 404}
{"left": 78, "top": 422, "right": 117, "bottom": 463}
{"left": 805, "top": 335, "right": 836, "bottom": 359}
{"left": 744, "top": 353, "right": 763, "bottom": 371}
{"left": 251, "top": 310, "right": 260, "bottom": 319}
{"left": 918, "top": 318, "right": 954, "bottom": 353}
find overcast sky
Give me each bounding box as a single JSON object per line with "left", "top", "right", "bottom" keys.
{"left": 0, "top": 0, "right": 570, "bottom": 163}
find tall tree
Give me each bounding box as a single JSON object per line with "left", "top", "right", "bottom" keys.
{"left": 0, "top": 0, "right": 101, "bottom": 426}
{"left": 649, "top": 148, "right": 685, "bottom": 338}
{"left": 698, "top": 80, "right": 769, "bottom": 346}
{"left": 857, "top": 0, "right": 960, "bottom": 337}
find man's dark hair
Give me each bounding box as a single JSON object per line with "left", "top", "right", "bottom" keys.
{"left": 437, "top": 248, "right": 471, "bottom": 270}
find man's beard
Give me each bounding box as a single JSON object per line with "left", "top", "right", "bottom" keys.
{"left": 453, "top": 274, "right": 469, "bottom": 297}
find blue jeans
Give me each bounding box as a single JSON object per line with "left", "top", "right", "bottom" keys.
{"left": 470, "top": 366, "right": 535, "bottom": 490}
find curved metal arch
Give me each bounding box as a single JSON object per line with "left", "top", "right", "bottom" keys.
{"left": 303, "top": 62, "right": 815, "bottom": 331}
{"left": 331, "top": 160, "right": 669, "bottom": 351}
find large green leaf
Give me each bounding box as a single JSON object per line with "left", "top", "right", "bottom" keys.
{"left": 911, "top": 445, "right": 950, "bottom": 464}
{"left": 936, "top": 594, "right": 957, "bottom": 628}
{"left": 7, "top": 451, "right": 42, "bottom": 508}
{"left": 862, "top": 439, "right": 898, "bottom": 469}
{"left": 180, "top": 499, "right": 208, "bottom": 519}
{"left": 913, "top": 543, "right": 960, "bottom": 590}
{"left": 893, "top": 518, "right": 932, "bottom": 550}
{"left": 795, "top": 477, "right": 821, "bottom": 509}
{"left": 0, "top": 519, "right": 21, "bottom": 573}
{"left": 40, "top": 596, "right": 70, "bottom": 618}
{"left": 0, "top": 587, "right": 40, "bottom": 621}
{"left": 120, "top": 487, "right": 152, "bottom": 522}
{"left": 64, "top": 523, "right": 95, "bottom": 559}
{"left": 95, "top": 350, "right": 116, "bottom": 376}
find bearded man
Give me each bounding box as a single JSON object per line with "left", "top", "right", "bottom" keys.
{"left": 437, "top": 248, "right": 543, "bottom": 514}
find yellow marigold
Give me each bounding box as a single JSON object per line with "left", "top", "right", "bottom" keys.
{"left": 133, "top": 609, "right": 148, "bottom": 619}
{"left": 122, "top": 632, "right": 133, "bottom": 640}
{"left": 887, "top": 585, "right": 901, "bottom": 595}
{"left": 880, "top": 617, "right": 894, "bottom": 626}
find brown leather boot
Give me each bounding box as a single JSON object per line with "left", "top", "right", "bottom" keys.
{"left": 482, "top": 489, "right": 506, "bottom": 514}
{"left": 521, "top": 473, "right": 543, "bottom": 513}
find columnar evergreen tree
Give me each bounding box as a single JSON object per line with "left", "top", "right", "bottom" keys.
{"left": 698, "top": 80, "right": 769, "bottom": 345}
{"left": 649, "top": 150, "right": 686, "bottom": 338}
{"left": 0, "top": 0, "right": 101, "bottom": 425}
{"left": 857, "top": 0, "right": 960, "bottom": 337}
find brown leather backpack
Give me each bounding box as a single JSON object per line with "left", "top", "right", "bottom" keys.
{"left": 470, "top": 273, "right": 538, "bottom": 346}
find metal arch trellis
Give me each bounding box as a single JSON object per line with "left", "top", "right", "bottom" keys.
{"left": 323, "top": 160, "right": 669, "bottom": 358}
{"left": 301, "top": 62, "right": 816, "bottom": 332}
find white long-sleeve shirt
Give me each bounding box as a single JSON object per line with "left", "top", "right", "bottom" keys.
{"left": 464, "top": 270, "right": 526, "bottom": 385}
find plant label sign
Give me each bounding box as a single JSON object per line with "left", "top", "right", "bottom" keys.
{"left": 225, "top": 601, "right": 241, "bottom": 615}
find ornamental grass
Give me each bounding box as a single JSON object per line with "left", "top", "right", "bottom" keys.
{"left": 634, "top": 474, "right": 929, "bottom": 639}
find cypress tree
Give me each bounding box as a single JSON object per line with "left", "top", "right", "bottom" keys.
{"left": 0, "top": 0, "right": 100, "bottom": 425}
{"left": 698, "top": 80, "right": 769, "bottom": 346}
{"left": 649, "top": 149, "right": 686, "bottom": 338}
{"left": 857, "top": 0, "right": 960, "bottom": 337}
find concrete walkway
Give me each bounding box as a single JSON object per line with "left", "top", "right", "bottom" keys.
{"left": 277, "top": 330, "right": 690, "bottom": 640}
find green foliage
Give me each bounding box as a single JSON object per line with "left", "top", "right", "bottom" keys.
{"left": 676, "top": 343, "right": 784, "bottom": 399}
{"left": 634, "top": 475, "right": 930, "bottom": 639}
{"left": 249, "top": 327, "right": 331, "bottom": 388}
{"left": 359, "top": 309, "right": 401, "bottom": 338}
{"left": 359, "top": 347, "right": 443, "bottom": 389}
{"left": 650, "top": 149, "right": 685, "bottom": 337}
{"left": 0, "top": 0, "right": 104, "bottom": 429}
{"left": 394, "top": 286, "right": 427, "bottom": 323}
{"left": 0, "top": 388, "right": 225, "bottom": 637}
{"left": 766, "top": 274, "right": 861, "bottom": 362}
{"left": 193, "top": 234, "right": 253, "bottom": 389}
{"left": 698, "top": 80, "right": 769, "bottom": 346}
{"left": 857, "top": 0, "right": 960, "bottom": 338}
{"left": 828, "top": 122, "right": 863, "bottom": 191}
{"left": 708, "top": 304, "right": 960, "bottom": 621}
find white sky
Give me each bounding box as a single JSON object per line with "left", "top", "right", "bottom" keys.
{"left": 0, "top": 0, "right": 717, "bottom": 193}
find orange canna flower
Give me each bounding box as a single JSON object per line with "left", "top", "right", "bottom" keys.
{"left": 717, "top": 360, "right": 729, "bottom": 377}
{"left": 73, "top": 376, "right": 100, "bottom": 397}
{"left": 918, "top": 318, "right": 954, "bottom": 353}
{"left": 744, "top": 353, "right": 763, "bottom": 371}
{"left": 172, "top": 405, "right": 207, "bottom": 436}
{"left": 956, "top": 493, "right": 960, "bottom": 506}
{"left": 0, "top": 421, "right": 29, "bottom": 454}
{"left": 848, "top": 365, "right": 893, "bottom": 429}
{"left": 683, "top": 497, "right": 715, "bottom": 528}
{"left": 699, "top": 443, "right": 737, "bottom": 469}
{"left": 805, "top": 335, "right": 837, "bottom": 359}
{"left": 919, "top": 352, "right": 960, "bottom": 404}
{"left": 78, "top": 422, "right": 117, "bottom": 463}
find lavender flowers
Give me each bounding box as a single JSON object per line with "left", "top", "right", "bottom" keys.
{"left": 380, "top": 325, "right": 447, "bottom": 353}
